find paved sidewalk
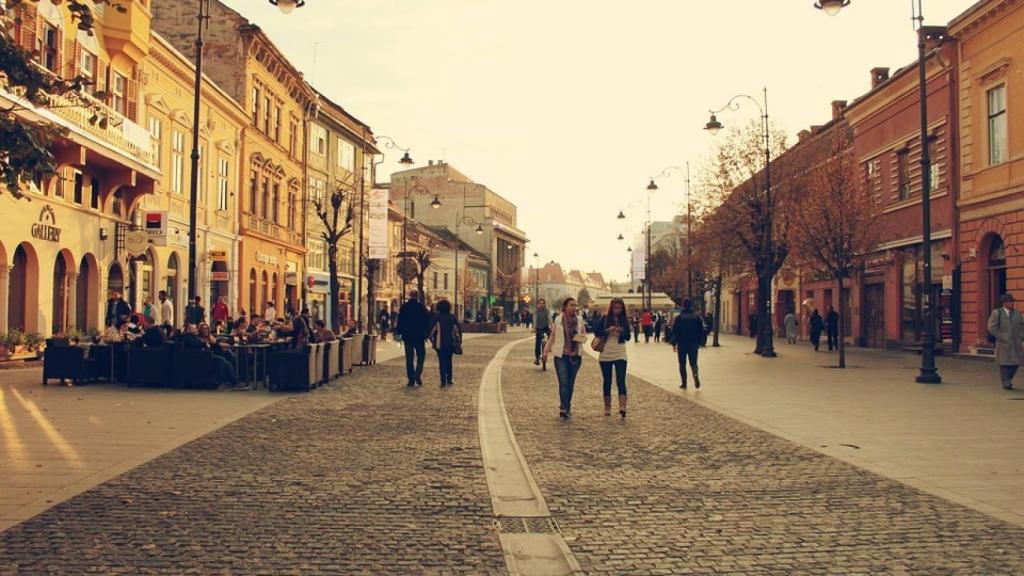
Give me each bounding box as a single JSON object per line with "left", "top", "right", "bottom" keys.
{"left": 503, "top": 339, "right": 1024, "bottom": 574}
{"left": 0, "top": 371, "right": 278, "bottom": 533}
{"left": 609, "top": 334, "right": 1024, "bottom": 528}
{"left": 0, "top": 335, "right": 516, "bottom": 575}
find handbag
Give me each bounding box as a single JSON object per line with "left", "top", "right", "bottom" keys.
{"left": 453, "top": 324, "right": 463, "bottom": 355}
{"left": 591, "top": 336, "right": 605, "bottom": 352}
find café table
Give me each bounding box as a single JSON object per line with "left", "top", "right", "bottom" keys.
{"left": 232, "top": 342, "right": 271, "bottom": 390}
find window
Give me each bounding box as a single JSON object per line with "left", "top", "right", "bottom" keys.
{"left": 41, "top": 23, "right": 59, "bottom": 72}
{"left": 433, "top": 272, "right": 438, "bottom": 290}
{"left": 217, "top": 158, "right": 229, "bottom": 211}
{"left": 248, "top": 172, "right": 257, "bottom": 214}
{"left": 148, "top": 116, "right": 163, "bottom": 169}
{"left": 864, "top": 157, "right": 882, "bottom": 206}
{"left": 289, "top": 119, "right": 299, "bottom": 158}
{"left": 273, "top": 105, "right": 282, "bottom": 142}
{"left": 337, "top": 137, "right": 355, "bottom": 172}
{"left": 988, "top": 84, "right": 1007, "bottom": 166}
{"left": 263, "top": 95, "right": 271, "bottom": 134}
{"left": 261, "top": 177, "right": 270, "bottom": 219}
{"left": 251, "top": 85, "right": 261, "bottom": 126}
{"left": 310, "top": 124, "right": 327, "bottom": 156}
{"left": 171, "top": 130, "right": 185, "bottom": 194}
{"left": 90, "top": 177, "right": 100, "bottom": 209}
{"left": 308, "top": 176, "right": 326, "bottom": 209}
{"left": 928, "top": 138, "right": 941, "bottom": 191}
{"left": 288, "top": 192, "right": 297, "bottom": 228}
{"left": 896, "top": 149, "right": 911, "bottom": 200}
{"left": 272, "top": 183, "right": 280, "bottom": 223}
{"left": 81, "top": 50, "right": 96, "bottom": 83}
{"left": 73, "top": 171, "right": 83, "bottom": 204}
{"left": 444, "top": 273, "right": 449, "bottom": 291}
{"left": 55, "top": 167, "right": 71, "bottom": 199}
{"left": 112, "top": 72, "right": 127, "bottom": 115}
{"left": 307, "top": 239, "right": 325, "bottom": 271}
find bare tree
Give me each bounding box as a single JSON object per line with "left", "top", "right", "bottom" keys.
{"left": 790, "top": 125, "right": 880, "bottom": 368}
{"left": 310, "top": 188, "right": 354, "bottom": 333}
{"left": 705, "top": 120, "right": 797, "bottom": 355}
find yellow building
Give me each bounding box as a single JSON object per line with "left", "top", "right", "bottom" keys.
{"left": 134, "top": 33, "right": 247, "bottom": 324}
{"left": 0, "top": 0, "right": 160, "bottom": 336}
{"left": 152, "top": 0, "right": 314, "bottom": 319}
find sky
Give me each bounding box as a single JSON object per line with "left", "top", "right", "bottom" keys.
{"left": 222, "top": 0, "right": 975, "bottom": 282}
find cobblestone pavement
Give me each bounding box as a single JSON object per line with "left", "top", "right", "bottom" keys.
{"left": 0, "top": 335, "right": 518, "bottom": 575}
{"left": 502, "top": 341, "right": 1024, "bottom": 575}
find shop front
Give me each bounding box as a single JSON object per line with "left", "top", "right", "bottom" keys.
{"left": 240, "top": 240, "right": 287, "bottom": 320}
{"left": 306, "top": 271, "right": 330, "bottom": 325}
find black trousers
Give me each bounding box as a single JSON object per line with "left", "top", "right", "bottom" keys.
{"left": 534, "top": 328, "right": 549, "bottom": 359}
{"left": 404, "top": 339, "right": 426, "bottom": 383}
{"left": 437, "top": 349, "right": 454, "bottom": 384}
{"left": 1000, "top": 365, "right": 1019, "bottom": 388}
{"left": 677, "top": 347, "right": 699, "bottom": 385}
{"left": 827, "top": 329, "right": 838, "bottom": 351}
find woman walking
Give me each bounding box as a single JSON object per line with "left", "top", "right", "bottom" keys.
{"left": 542, "top": 297, "right": 587, "bottom": 420}
{"left": 595, "top": 298, "right": 631, "bottom": 418}
{"left": 653, "top": 312, "right": 664, "bottom": 343}
{"left": 429, "top": 299, "right": 461, "bottom": 387}
{"left": 809, "top": 309, "right": 824, "bottom": 352}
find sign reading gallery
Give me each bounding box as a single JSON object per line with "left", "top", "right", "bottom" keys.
{"left": 30, "top": 206, "right": 61, "bottom": 242}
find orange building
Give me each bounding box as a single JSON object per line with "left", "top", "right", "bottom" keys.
{"left": 949, "top": 0, "right": 1024, "bottom": 353}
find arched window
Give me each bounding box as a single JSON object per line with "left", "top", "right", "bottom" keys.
{"left": 272, "top": 183, "right": 280, "bottom": 223}
{"left": 248, "top": 268, "right": 257, "bottom": 316}
{"left": 261, "top": 270, "right": 269, "bottom": 313}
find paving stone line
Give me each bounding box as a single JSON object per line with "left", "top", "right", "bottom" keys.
{"left": 501, "top": 339, "right": 1024, "bottom": 575}
{"left": 0, "top": 335, "right": 523, "bottom": 575}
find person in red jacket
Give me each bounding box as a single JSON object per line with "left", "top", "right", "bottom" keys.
{"left": 211, "top": 296, "right": 230, "bottom": 325}
{"left": 641, "top": 309, "right": 654, "bottom": 343}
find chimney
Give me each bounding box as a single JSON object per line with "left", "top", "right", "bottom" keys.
{"left": 921, "top": 26, "right": 948, "bottom": 52}
{"left": 831, "top": 100, "right": 848, "bottom": 120}
{"left": 428, "top": 160, "right": 434, "bottom": 166}
{"left": 798, "top": 129, "right": 811, "bottom": 142}
{"left": 871, "top": 67, "right": 890, "bottom": 88}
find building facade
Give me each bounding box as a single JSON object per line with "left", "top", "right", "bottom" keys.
{"left": 1, "top": 0, "right": 159, "bottom": 337}
{"left": 152, "top": 0, "right": 314, "bottom": 319}
{"left": 949, "top": 0, "right": 1024, "bottom": 353}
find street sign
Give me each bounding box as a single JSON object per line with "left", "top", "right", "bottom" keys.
{"left": 397, "top": 258, "right": 418, "bottom": 282}
{"left": 124, "top": 230, "right": 148, "bottom": 256}
{"left": 144, "top": 211, "right": 167, "bottom": 246}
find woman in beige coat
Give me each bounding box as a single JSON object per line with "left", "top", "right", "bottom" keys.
{"left": 987, "top": 293, "right": 1024, "bottom": 390}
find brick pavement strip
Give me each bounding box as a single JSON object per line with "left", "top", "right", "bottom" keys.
{"left": 501, "top": 341, "right": 1024, "bottom": 575}
{"left": 0, "top": 335, "right": 521, "bottom": 575}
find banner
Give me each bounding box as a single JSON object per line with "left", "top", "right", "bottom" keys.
{"left": 631, "top": 243, "right": 646, "bottom": 285}
{"left": 144, "top": 211, "right": 167, "bottom": 246}
{"left": 368, "top": 188, "right": 389, "bottom": 259}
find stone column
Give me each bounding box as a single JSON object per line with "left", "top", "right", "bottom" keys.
{"left": 66, "top": 272, "right": 78, "bottom": 332}
{"left": 0, "top": 266, "right": 9, "bottom": 334}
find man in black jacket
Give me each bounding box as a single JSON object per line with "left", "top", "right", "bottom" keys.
{"left": 396, "top": 290, "right": 431, "bottom": 387}
{"left": 826, "top": 305, "right": 839, "bottom": 351}
{"left": 671, "top": 298, "right": 705, "bottom": 389}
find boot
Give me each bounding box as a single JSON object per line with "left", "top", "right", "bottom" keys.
{"left": 693, "top": 369, "right": 701, "bottom": 389}
{"left": 603, "top": 396, "right": 612, "bottom": 416}
{"left": 618, "top": 394, "right": 627, "bottom": 418}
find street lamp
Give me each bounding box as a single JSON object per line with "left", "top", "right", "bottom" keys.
{"left": 187, "top": 0, "right": 299, "bottom": 322}
{"left": 269, "top": 0, "right": 305, "bottom": 14}
{"left": 646, "top": 164, "right": 694, "bottom": 300}
{"left": 704, "top": 88, "right": 775, "bottom": 358}
{"left": 816, "top": 0, "right": 942, "bottom": 383}
{"left": 376, "top": 135, "right": 415, "bottom": 166}
{"left": 401, "top": 183, "right": 441, "bottom": 300}
{"left": 454, "top": 212, "right": 485, "bottom": 320}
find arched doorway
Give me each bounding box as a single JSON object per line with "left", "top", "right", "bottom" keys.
{"left": 166, "top": 253, "right": 179, "bottom": 325}
{"left": 248, "top": 268, "right": 257, "bottom": 317}
{"left": 9, "top": 243, "right": 40, "bottom": 332}
{"left": 77, "top": 255, "right": 98, "bottom": 331}
{"left": 272, "top": 272, "right": 279, "bottom": 313}
{"left": 261, "top": 270, "right": 269, "bottom": 315}
{"left": 52, "top": 251, "right": 72, "bottom": 334}
{"left": 987, "top": 235, "right": 1008, "bottom": 315}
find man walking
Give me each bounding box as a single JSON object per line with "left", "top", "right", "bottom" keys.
{"left": 988, "top": 293, "right": 1023, "bottom": 390}
{"left": 784, "top": 310, "right": 798, "bottom": 344}
{"left": 534, "top": 299, "right": 551, "bottom": 365}
{"left": 396, "top": 289, "right": 431, "bottom": 387}
{"left": 826, "top": 305, "right": 839, "bottom": 351}
{"left": 671, "top": 298, "right": 705, "bottom": 390}
{"left": 158, "top": 290, "right": 174, "bottom": 329}
{"left": 809, "top": 309, "right": 824, "bottom": 351}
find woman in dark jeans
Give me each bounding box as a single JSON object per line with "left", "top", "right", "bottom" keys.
{"left": 429, "top": 299, "right": 461, "bottom": 387}
{"left": 542, "top": 297, "right": 587, "bottom": 420}
{"left": 594, "top": 297, "right": 631, "bottom": 418}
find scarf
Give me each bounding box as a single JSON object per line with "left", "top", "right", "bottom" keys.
{"left": 562, "top": 314, "right": 579, "bottom": 356}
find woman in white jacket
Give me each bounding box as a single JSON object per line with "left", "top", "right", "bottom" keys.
{"left": 542, "top": 297, "right": 588, "bottom": 420}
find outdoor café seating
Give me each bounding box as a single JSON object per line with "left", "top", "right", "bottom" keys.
{"left": 42, "top": 345, "right": 105, "bottom": 386}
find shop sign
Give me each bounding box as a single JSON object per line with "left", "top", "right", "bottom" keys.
{"left": 124, "top": 230, "right": 148, "bottom": 256}
{"left": 209, "top": 250, "right": 228, "bottom": 262}
{"left": 285, "top": 271, "right": 298, "bottom": 285}
{"left": 255, "top": 251, "right": 278, "bottom": 266}
{"left": 144, "top": 211, "right": 167, "bottom": 246}
{"left": 285, "top": 260, "right": 298, "bottom": 273}
{"left": 368, "top": 188, "right": 389, "bottom": 259}
{"left": 307, "top": 272, "right": 330, "bottom": 294}
{"left": 211, "top": 271, "right": 230, "bottom": 281}
{"left": 30, "top": 206, "right": 62, "bottom": 242}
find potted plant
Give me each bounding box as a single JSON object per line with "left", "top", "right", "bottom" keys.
{"left": 25, "top": 332, "right": 45, "bottom": 357}
{"left": 6, "top": 330, "right": 25, "bottom": 356}
{"left": 0, "top": 333, "right": 8, "bottom": 360}
{"left": 67, "top": 329, "right": 84, "bottom": 345}
{"left": 86, "top": 327, "right": 101, "bottom": 344}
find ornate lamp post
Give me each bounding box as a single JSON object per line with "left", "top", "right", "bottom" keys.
{"left": 401, "top": 183, "right": 441, "bottom": 300}
{"left": 815, "top": 0, "right": 941, "bottom": 383}
{"left": 616, "top": 181, "right": 657, "bottom": 311}
{"left": 187, "top": 0, "right": 302, "bottom": 320}
{"left": 703, "top": 88, "right": 775, "bottom": 358}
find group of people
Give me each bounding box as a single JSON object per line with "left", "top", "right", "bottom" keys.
{"left": 391, "top": 290, "right": 464, "bottom": 388}
{"left": 537, "top": 296, "right": 708, "bottom": 421}
{"left": 780, "top": 306, "right": 841, "bottom": 351}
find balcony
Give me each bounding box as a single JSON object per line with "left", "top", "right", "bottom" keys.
{"left": 246, "top": 213, "right": 303, "bottom": 247}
